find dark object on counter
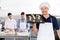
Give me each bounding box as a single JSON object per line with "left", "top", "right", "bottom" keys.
{"left": 0, "top": 39, "right": 4, "bottom": 40}
{"left": 0, "top": 27, "right": 5, "bottom": 40}
{"left": 1, "top": 27, "right": 5, "bottom": 31}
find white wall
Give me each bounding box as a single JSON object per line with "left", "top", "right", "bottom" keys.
{"left": 0, "top": 0, "right": 60, "bottom": 17}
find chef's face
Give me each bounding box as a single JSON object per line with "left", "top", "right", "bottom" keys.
{"left": 41, "top": 6, "right": 49, "bottom": 15}
{"left": 8, "top": 15, "right": 13, "bottom": 19}
{"left": 21, "top": 15, "right": 25, "bottom": 20}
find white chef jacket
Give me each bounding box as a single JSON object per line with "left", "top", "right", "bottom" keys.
{"left": 4, "top": 18, "right": 17, "bottom": 32}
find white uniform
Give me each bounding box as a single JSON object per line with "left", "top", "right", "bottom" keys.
{"left": 4, "top": 19, "right": 17, "bottom": 40}
{"left": 5, "top": 19, "right": 17, "bottom": 31}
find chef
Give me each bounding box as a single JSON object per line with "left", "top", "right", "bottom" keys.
{"left": 17, "top": 12, "right": 30, "bottom": 32}
{"left": 32, "top": 2, "right": 60, "bottom": 40}
{"left": 17, "top": 12, "right": 30, "bottom": 40}
{"left": 4, "top": 13, "right": 17, "bottom": 40}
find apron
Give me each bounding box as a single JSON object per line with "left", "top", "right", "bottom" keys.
{"left": 20, "top": 21, "right": 28, "bottom": 32}
{"left": 37, "top": 18, "right": 55, "bottom": 40}
{"left": 17, "top": 21, "right": 27, "bottom": 40}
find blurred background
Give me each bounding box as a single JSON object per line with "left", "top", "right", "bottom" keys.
{"left": 0, "top": 0, "right": 60, "bottom": 40}
{"left": 0, "top": 0, "right": 60, "bottom": 17}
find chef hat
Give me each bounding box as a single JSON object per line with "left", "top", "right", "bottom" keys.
{"left": 39, "top": 2, "right": 50, "bottom": 9}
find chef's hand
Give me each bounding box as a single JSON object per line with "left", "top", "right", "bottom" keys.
{"left": 20, "top": 30, "right": 27, "bottom": 32}
{"left": 6, "top": 28, "right": 15, "bottom": 30}
{"left": 20, "top": 30, "right": 23, "bottom": 32}
{"left": 32, "top": 23, "right": 38, "bottom": 33}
